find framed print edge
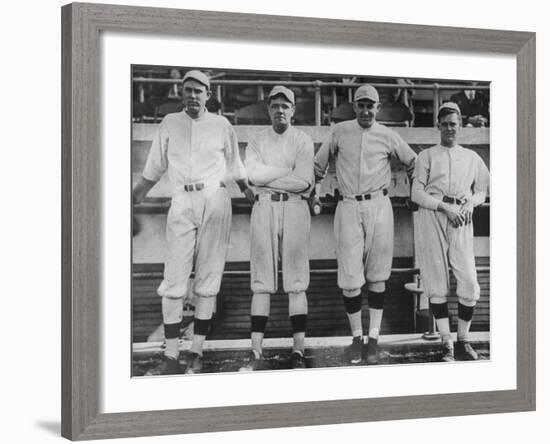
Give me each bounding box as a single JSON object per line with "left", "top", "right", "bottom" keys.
{"left": 516, "top": 33, "right": 536, "bottom": 409}
{"left": 62, "top": 3, "right": 101, "bottom": 439}
{"left": 61, "top": 2, "right": 536, "bottom": 440}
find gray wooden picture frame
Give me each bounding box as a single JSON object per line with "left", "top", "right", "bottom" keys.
{"left": 61, "top": 2, "right": 536, "bottom": 440}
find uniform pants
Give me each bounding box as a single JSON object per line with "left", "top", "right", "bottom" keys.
{"left": 250, "top": 199, "right": 310, "bottom": 294}
{"left": 335, "top": 195, "right": 393, "bottom": 292}
{"left": 415, "top": 207, "right": 480, "bottom": 302}
{"left": 157, "top": 187, "right": 231, "bottom": 299}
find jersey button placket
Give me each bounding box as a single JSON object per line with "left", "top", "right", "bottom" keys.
{"left": 184, "top": 118, "right": 193, "bottom": 183}
{"left": 359, "top": 131, "right": 368, "bottom": 195}
{"left": 446, "top": 149, "right": 455, "bottom": 235}
{"left": 278, "top": 200, "right": 284, "bottom": 241}
{"left": 188, "top": 119, "right": 198, "bottom": 225}
{"left": 447, "top": 149, "right": 453, "bottom": 198}
{"left": 190, "top": 119, "right": 197, "bottom": 183}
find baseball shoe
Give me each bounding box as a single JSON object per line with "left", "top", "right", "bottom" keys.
{"left": 347, "top": 336, "right": 363, "bottom": 364}
{"left": 365, "top": 337, "right": 379, "bottom": 365}
{"left": 184, "top": 352, "right": 203, "bottom": 374}
{"left": 145, "top": 355, "right": 181, "bottom": 376}
{"left": 441, "top": 340, "right": 455, "bottom": 362}
{"left": 239, "top": 350, "right": 266, "bottom": 372}
{"left": 291, "top": 351, "right": 306, "bottom": 369}
{"left": 455, "top": 340, "right": 479, "bottom": 361}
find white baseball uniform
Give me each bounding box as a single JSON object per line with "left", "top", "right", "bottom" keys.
{"left": 314, "top": 120, "right": 417, "bottom": 290}
{"left": 245, "top": 126, "right": 314, "bottom": 294}
{"left": 142, "top": 110, "right": 246, "bottom": 299}
{"left": 411, "top": 144, "right": 489, "bottom": 302}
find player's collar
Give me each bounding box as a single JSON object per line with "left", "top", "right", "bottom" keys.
{"left": 439, "top": 143, "right": 461, "bottom": 150}
{"left": 354, "top": 119, "right": 378, "bottom": 131}
{"left": 271, "top": 124, "right": 292, "bottom": 136}
{"left": 183, "top": 108, "right": 208, "bottom": 121}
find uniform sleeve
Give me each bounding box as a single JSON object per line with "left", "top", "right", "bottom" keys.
{"left": 473, "top": 155, "right": 490, "bottom": 194}
{"left": 411, "top": 151, "right": 441, "bottom": 211}
{"left": 223, "top": 123, "right": 247, "bottom": 181}
{"left": 469, "top": 154, "right": 490, "bottom": 206}
{"left": 142, "top": 119, "right": 169, "bottom": 182}
{"left": 314, "top": 128, "right": 337, "bottom": 181}
{"left": 267, "top": 133, "right": 314, "bottom": 193}
{"left": 390, "top": 131, "right": 417, "bottom": 178}
{"left": 244, "top": 134, "right": 291, "bottom": 185}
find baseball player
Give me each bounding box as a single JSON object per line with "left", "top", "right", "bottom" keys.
{"left": 240, "top": 85, "right": 314, "bottom": 371}
{"left": 133, "top": 70, "right": 254, "bottom": 375}
{"left": 314, "top": 84, "right": 417, "bottom": 365}
{"left": 411, "top": 102, "right": 489, "bottom": 361}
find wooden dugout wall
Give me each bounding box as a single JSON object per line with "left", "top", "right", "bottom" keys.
{"left": 132, "top": 260, "right": 490, "bottom": 342}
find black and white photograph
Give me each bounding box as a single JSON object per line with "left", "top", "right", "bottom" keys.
{"left": 131, "top": 66, "right": 491, "bottom": 377}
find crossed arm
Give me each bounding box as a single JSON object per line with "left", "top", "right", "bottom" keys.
{"left": 245, "top": 136, "right": 313, "bottom": 193}
{"left": 267, "top": 167, "right": 311, "bottom": 193}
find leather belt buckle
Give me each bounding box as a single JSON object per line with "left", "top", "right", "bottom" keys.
{"left": 184, "top": 182, "right": 223, "bottom": 192}
{"left": 338, "top": 189, "right": 387, "bottom": 201}
{"left": 184, "top": 183, "right": 204, "bottom": 192}
{"left": 272, "top": 193, "right": 289, "bottom": 202}
{"left": 443, "top": 196, "right": 463, "bottom": 205}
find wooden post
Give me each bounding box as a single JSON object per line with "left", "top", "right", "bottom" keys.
{"left": 314, "top": 81, "right": 322, "bottom": 126}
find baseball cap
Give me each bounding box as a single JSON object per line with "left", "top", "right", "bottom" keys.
{"left": 437, "top": 102, "right": 462, "bottom": 121}
{"left": 268, "top": 85, "right": 295, "bottom": 104}
{"left": 438, "top": 101, "right": 462, "bottom": 115}
{"left": 182, "top": 70, "right": 210, "bottom": 89}
{"left": 353, "top": 84, "right": 380, "bottom": 102}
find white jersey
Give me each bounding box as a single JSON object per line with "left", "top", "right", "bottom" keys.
{"left": 143, "top": 110, "right": 246, "bottom": 192}
{"left": 245, "top": 126, "right": 314, "bottom": 197}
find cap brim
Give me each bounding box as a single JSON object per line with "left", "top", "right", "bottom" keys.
{"left": 183, "top": 76, "right": 209, "bottom": 89}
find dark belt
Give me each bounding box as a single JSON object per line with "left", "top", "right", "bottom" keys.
{"left": 255, "top": 192, "right": 288, "bottom": 202}
{"left": 442, "top": 196, "right": 464, "bottom": 205}
{"left": 254, "top": 193, "right": 307, "bottom": 202}
{"left": 338, "top": 189, "right": 388, "bottom": 201}
{"left": 183, "top": 182, "right": 225, "bottom": 192}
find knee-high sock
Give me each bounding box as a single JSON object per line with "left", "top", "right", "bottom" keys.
{"left": 435, "top": 318, "right": 452, "bottom": 342}
{"left": 190, "top": 296, "right": 216, "bottom": 356}
{"left": 457, "top": 298, "right": 476, "bottom": 341}
{"left": 431, "top": 299, "right": 452, "bottom": 342}
{"left": 251, "top": 293, "right": 270, "bottom": 354}
{"left": 289, "top": 292, "right": 307, "bottom": 353}
{"left": 343, "top": 289, "right": 362, "bottom": 338}
{"left": 368, "top": 309, "right": 383, "bottom": 339}
{"left": 366, "top": 286, "right": 386, "bottom": 339}
{"left": 162, "top": 297, "right": 183, "bottom": 359}
{"left": 347, "top": 312, "right": 362, "bottom": 338}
